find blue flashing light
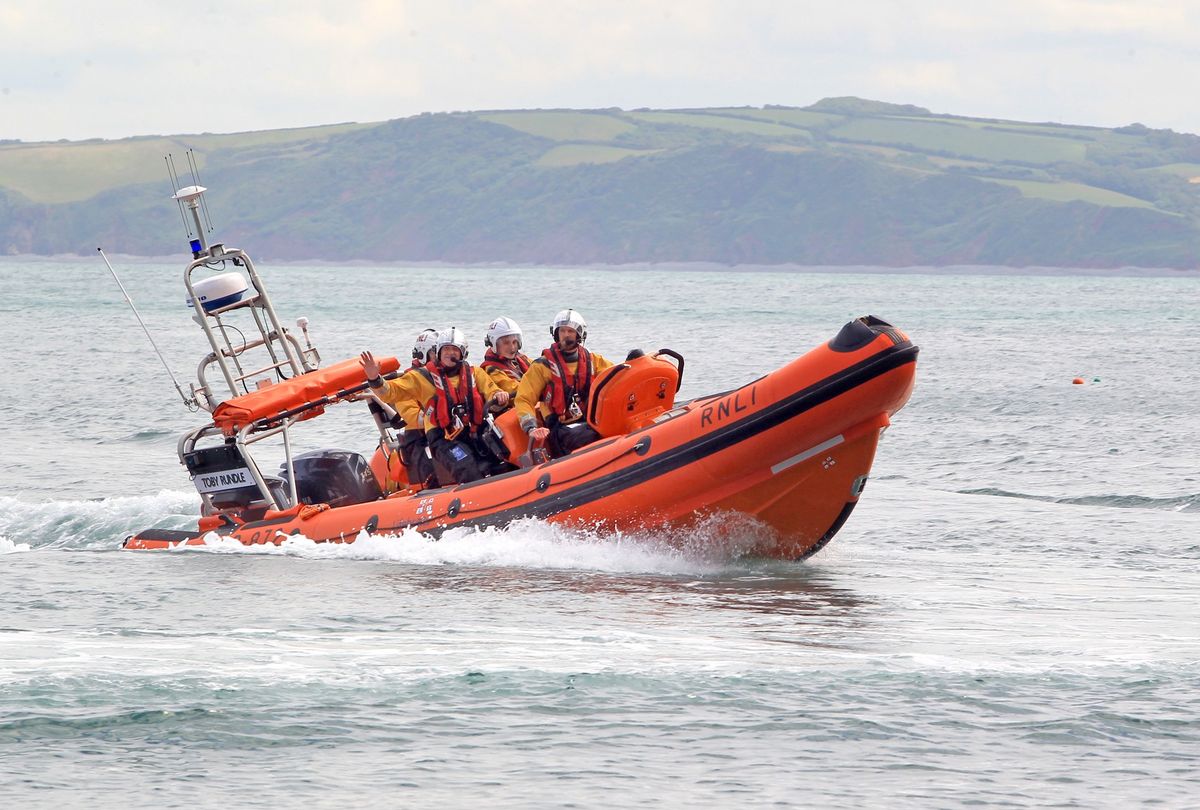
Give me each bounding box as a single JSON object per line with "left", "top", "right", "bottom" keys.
{"left": 189, "top": 239, "right": 202, "bottom": 253}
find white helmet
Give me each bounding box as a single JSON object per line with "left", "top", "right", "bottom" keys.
{"left": 435, "top": 326, "right": 469, "bottom": 360}
{"left": 412, "top": 328, "right": 439, "bottom": 362}
{"left": 551, "top": 309, "right": 587, "bottom": 343}
{"left": 485, "top": 316, "right": 523, "bottom": 350}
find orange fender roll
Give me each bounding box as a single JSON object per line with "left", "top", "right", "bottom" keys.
{"left": 213, "top": 356, "right": 401, "bottom": 435}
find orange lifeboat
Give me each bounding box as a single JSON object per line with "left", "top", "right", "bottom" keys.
{"left": 124, "top": 316, "right": 917, "bottom": 560}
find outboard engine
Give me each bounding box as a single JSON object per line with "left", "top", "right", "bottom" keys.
{"left": 280, "top": 450, "right": 382, "bottom": 509}
{"left": 185, "top": 443, "right": 286, "bottom": 516}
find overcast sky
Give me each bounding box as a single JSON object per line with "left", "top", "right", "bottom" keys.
{"left": 2, "top": 0, "right": 1198, "bottom": 142}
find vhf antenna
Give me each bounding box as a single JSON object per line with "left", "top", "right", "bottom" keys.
{"left": 166, "top": 150, "right": 215, "bottom": 258}
{"left": 97, "top": 248, "right": 197, "bottom": 410}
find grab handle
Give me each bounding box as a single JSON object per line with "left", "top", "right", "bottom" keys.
{"left": 654, "top": 348, "right": 685, "bottom": 391}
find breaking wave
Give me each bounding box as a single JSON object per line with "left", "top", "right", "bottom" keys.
{"left": 0, "top": 492, "right": 787, "bottom": 575}
{"left": 0, "top": 491, "right": 199, "bottom": 550}
{"left": 957, "top": 488, "right": 1200, "bottom": 512}
{"left": 169, "top": 514, "right": 779, "bottom": 575}
{"left": 0, "top": 535, "right": 31, "bottom": 554}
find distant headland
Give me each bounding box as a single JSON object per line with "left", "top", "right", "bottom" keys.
{"left": 3, "top": 98, "right": 1198, "bottom": 269}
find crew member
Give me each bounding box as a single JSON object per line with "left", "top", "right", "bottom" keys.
{"left": 360, "top": 327, "right": 439, "bottom": 487}
{"left": 422, "top": 327, "right": 510, "bottom": 484}
{"left": 480, "top": 316, "right": 531, "bottom": 396}
{"left": 515, "top": 309, "right": 613, "bottom": 458}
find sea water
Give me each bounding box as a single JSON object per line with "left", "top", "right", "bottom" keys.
{"left": 0, "top": 259, "right": 1197, "bottom": 808}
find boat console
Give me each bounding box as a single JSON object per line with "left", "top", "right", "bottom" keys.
{"left": 165, "top": 184, "right": 405, "bottom": 519}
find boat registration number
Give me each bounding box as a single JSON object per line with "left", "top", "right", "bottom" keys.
{"left": 193, "top": 467, "right": 256, "bottom": 493}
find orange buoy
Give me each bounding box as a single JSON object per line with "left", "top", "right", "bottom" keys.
{"left": 1072, "top": 377, "right": 1085, "bottom": 385}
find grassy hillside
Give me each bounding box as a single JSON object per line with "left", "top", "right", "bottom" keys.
{"left": 0, "top": 123, "right": 371, "bottom": 204}
{"left": 3, "top": 99, "right": 1199, "bottom": 267}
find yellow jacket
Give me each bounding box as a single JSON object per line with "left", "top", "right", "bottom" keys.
{"left": 373, "top": 366, "right": 434, "bottom": 430}
{"left": 422, "top": 365, "right": 502, "bottom": 437}
{"left": 515, "top": 349, "right": 613, "bottom": 431}
{"left": 482, "top": 353, "right": 532, "bottom": 396}
{"left": 374, "top": 365, "right": 502, "bottom": 435}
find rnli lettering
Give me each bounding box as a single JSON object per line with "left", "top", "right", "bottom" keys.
{"left": 700, "top": 385, "right": 758, "bottom": 429}
{"left": 415, "top": 497, "right": 435, "bottom": 520}
{"left": 193, "top": 467, "right": 254, "bottom": 494}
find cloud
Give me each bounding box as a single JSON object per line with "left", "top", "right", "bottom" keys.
{"left": 2, "top": 1, "right": 1200, "bottom": 140}
{"left": 874, "top": 61, "right": 963, "bottom": 97}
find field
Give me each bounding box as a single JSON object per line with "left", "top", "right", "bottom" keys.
{"left": 478, "top": 111, "right": 635, "bottom": 142}
{"left": 0, "top": 123, "right": 374, "bottom": 204}
{"left": 986, "top": 178, "right": 1159, "bottom": 209}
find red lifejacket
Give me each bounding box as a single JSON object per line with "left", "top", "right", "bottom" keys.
{"left": 428, "top": 364, "right": 486, "bottom": 435}
{"left": 539, "top": 345, "right": 594, "bottom": 420}
{"left": 481, "top": 350, "right": 530, "bottom": 380}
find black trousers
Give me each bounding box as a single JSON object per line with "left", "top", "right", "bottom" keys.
{"left": 548, "top": 420, "right": 602, "bottom": 457}
{"left": 400, "top": 430, "right": 437, "bottom": 487}
{"left": 430, "top": 438, "right": 486, "bottom": 484}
